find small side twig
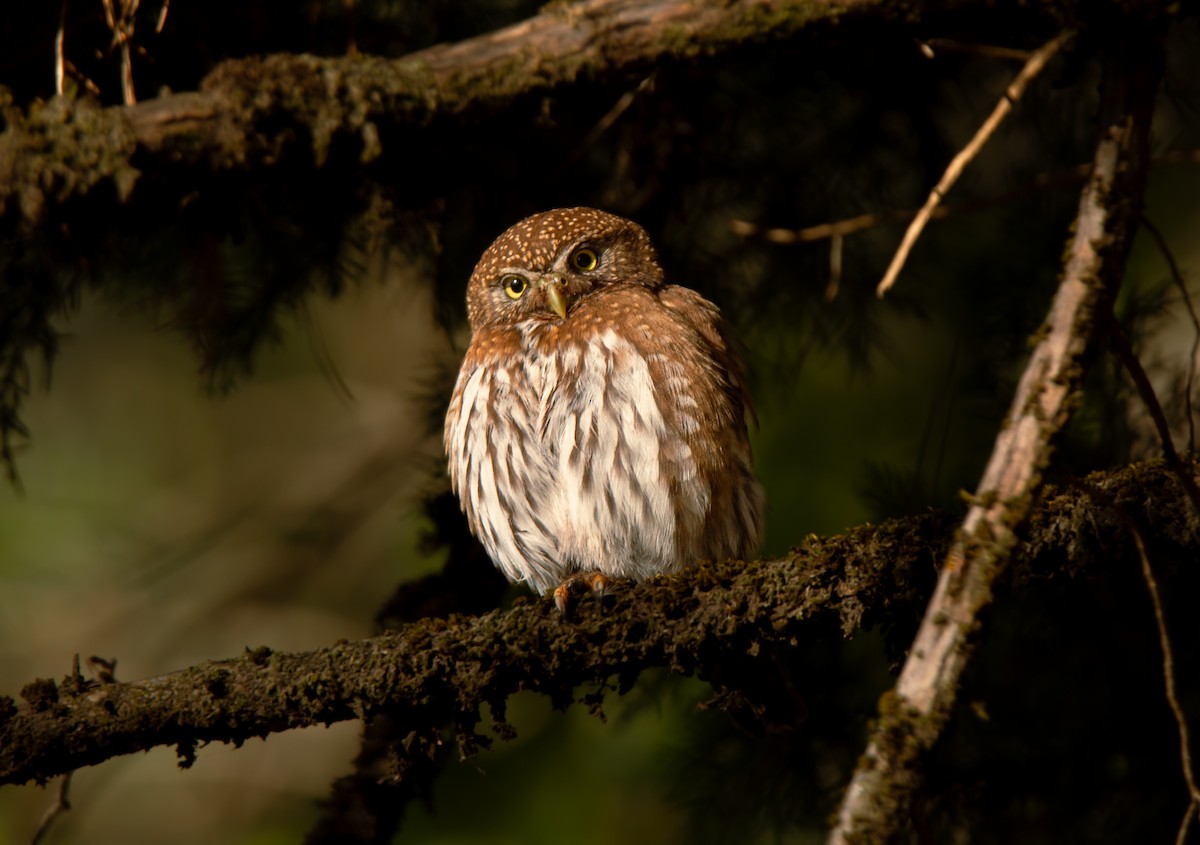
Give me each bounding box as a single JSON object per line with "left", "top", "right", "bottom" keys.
{"left": 828, "top": 24, "right": 1161, "bottom": 843}
{"left": 29, "top": 655, "right": 119, "bottom": 844}
{"left": 1108, "top": 313, "right": 1200, "bottom": 515}
{"left": 825, "top": 232, "right": 843, "bottom": 301}
{"left": 1074, "top": 478, "right": 1200, "bottom": 845}
{"left": 55, "top": 0, "right": 67, "bottom": 96}
{"left": 1139, "top": 215, "right": 1200, "bottom": 453}
{"left": 575, "top": 74, "right": 655, "bottom": 155}
{"left": 730, "top": 163, "right": 1090, "bottom": 246}
{"left": 30, "top": 772, "right": 72, "bottom": 845}
{"left": 876, "top": 30, "right": 1073, "bottom": 297}
{"left": 914, "top": 38, "right": 1035, "bottom": 62}
{"left": 101, "top": 0, "right": 140, "bottom": 105}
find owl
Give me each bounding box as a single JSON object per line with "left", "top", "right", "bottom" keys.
{"left": 444, "top": 207, "right": 764, "bottom": 610}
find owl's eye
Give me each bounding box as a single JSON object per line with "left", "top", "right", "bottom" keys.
{"left": 502, "top": 275, "right": 528, "bottom": 299}
{"left": 570, "top": 248, "right": 599, "bottom": 272}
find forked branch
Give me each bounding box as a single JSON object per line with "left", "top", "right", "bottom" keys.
{"left": 828, "top": 21, "right": 1164, "bottom": 845}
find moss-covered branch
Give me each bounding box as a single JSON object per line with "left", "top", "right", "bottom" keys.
{"left": 0, "top": 0, "right": 890, "bottom": 229}
{"left": 0, "top": 459, "right": 1194, "bottom": 789}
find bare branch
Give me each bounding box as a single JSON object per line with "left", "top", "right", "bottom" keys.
{"left": 1130, "top": 513, "right": 1200, "bottom": 845}
{"left": 1108, "top": 315, "right": 1200, "bottom": 516}
{"left": 915, "top": 39, "right": 1035, "bottom": 62}
{"left": 1140, "top": 215, "right": 1200, "bottom": 453}
{"left": 729, "top": 164, "right": 1091, "bottom": 245}
{"left": 54, "top": 1, "right": 67, "bottom": 97}
{"left": 29, "top": 772, "right": 71, "bottom": 845}
{"left": 1073, "top": 477, "right": 1200, "bottom": 845}
{"left": 730, "top": 148, "right": 1200, "bottom": 252}
{"left": 876, "top": 30, "right": 1072, "bottom": 296}
{"left": 829, "top": 22, "right": 1163, "bottom": 844}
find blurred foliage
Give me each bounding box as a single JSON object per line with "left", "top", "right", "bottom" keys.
{"left": 3, "top": 3, "right": 1200, "bottom": 845}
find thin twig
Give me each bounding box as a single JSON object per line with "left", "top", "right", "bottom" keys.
{"left": 155, "top": 0, "right": 169, "bottom": 33}
{"left": 576, "top": 74, "right": 655, "bottom": 155}
{"left": 1074, "top": 477, "right": 1200, "bottom": 845}
{"left": 876, "top": 30, "right": 1073, "bottom": 297}
{"left": 30, "top": 772, "right": 72, "bottom": 845}
{"left": 1104, "top": 259, "right": 1200, "bottom": 843}
{"left": 55, "top": 0, "right": 67, "bottom": 96}
{"left": 828, "top": 26, "right": 1160, "bottom": 842}
{"left": 730, "top": 163, "right": 1090, "bottom": 245}
{"left": 101, "top": 0, "right": 139, "bottom": 104}
{"left": 121, "top": 0, "right": 139, "bottom": 105}
{"left": 916, "top": 38, "right": 1036, "bottom": 62}
{"left": 28, "top": 655, "right": 121, "bottom": 843}
{"left": 1140, "top": 215, "right": 1200, "bottom": 453}
{"left": 731, "top": 148, "right": 1200, "bottom": 252}
{"left": 63, "top": 59, "right": 101, "bottom": 96}
{"left": 825, "top": 233, "right": 843, "bottom": 301}
{"left": 1108, "top": 313, "right": 1200, "bottom": 515}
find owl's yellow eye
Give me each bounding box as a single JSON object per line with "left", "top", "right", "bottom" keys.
{"left": 503, "top": 275, "right": 528, "bottom": 299}
{"left": 571, "top": 248, "right": 599, "bottom": 272}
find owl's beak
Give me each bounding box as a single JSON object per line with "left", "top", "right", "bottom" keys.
{"left": 539, "top": 277, "right": 568, "bottom": 319}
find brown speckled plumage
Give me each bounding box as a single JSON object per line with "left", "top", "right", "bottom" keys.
{"left": 444, "top": 207, "right": 764, "bottom": 595}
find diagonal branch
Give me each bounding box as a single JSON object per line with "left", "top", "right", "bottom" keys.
{"left": 0, "top": 460, "right": 1196, "bottom": 790}
{"left": 828, "top": 19, "right": 1165, "bottom": 845}
{"left": 875, "top": 29, "right": 1072, "bottom": 296}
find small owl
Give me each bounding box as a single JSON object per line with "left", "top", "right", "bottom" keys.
{"left": 444, "top": 207, "right": 764, "bottom": 609}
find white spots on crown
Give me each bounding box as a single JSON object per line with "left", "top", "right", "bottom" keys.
{"left": 474, "top": 207, "right": 640, "bottom": 274}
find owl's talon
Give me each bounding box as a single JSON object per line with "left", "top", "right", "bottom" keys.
{"left": 589, "top": 573, "right": 609, "bottom": 601}
{"left": 553, "top": 582, "right": 571, "bottom": 614}
{"left": 552, "top": 572, "right": 611, "bottom": 614}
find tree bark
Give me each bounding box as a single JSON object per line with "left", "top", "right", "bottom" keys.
{"left": 0, "top": 459, "right": 1194, "bottom": 788}
{"left": 828, "top": 18, "right": 1165, "bottom": 844}
{"left": 0, "top": 0, "right": 891, "bottom": 228}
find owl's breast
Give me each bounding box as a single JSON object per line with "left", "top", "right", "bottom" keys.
{"left": 518, "top": 315, "right": 713, "bottom": 579}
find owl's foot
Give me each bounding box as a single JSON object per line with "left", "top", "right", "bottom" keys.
{"left": 553, "top": 572, "right": 611, "bottom": 614}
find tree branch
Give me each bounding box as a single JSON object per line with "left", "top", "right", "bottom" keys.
{"left": 828, "top": 18, "right": 1165, "bottom": 844}
{"left": 0, "top": 459, "right": 1195, "bottom": 789}
{"left": 874, "top": 29, "right": 1072, "bottom": 297}
{"left": 0, "top": 0, "right": 888, "bottom": 228}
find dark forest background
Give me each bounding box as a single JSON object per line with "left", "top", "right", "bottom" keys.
{"left": 2, "top": 2, "right": 1199, "bottom": 843}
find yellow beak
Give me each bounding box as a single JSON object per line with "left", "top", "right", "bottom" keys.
{"left": 542, "top": 280, "right": 568, "bottom": 319}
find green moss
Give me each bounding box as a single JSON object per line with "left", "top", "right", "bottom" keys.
{"left": 0, "top": 93, "right": 139, "bottom": 227}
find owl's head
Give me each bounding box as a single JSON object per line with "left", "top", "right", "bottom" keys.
{"left": 466, "top": 207, "right": 664, "bottom": 329}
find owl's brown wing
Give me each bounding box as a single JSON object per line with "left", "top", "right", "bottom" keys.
{"left": 657, "top": 284, "right": 757, "bottom": 429}
{"left": 598, "top": 283, "right": 763, "bottom": 562}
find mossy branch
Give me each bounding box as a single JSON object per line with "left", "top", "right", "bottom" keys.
{"left": 0, "top": 0, "right": 891, "bottom": 229}
{"left": 0, "top": 460, "right": 1195, "bottom": 789}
